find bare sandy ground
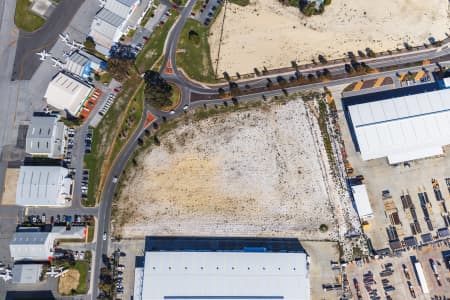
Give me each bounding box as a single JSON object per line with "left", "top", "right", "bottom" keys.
{"left": 58, "top": 269, "right": 79, "bottom": 295}
{"left": 209, "top": 0, "right": 449, "bottom": 75}
{"left": 114, "top": 99, "right": 354, "bottom": 240}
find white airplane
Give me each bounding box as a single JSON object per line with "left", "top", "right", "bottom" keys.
{"left": 65, "top": 40, "right": 78, "bottom": 50}
{"left": 46, "top": 266, "right": 66, "bottom": 277}
{"left": 51, "top": 57, "right": 65, "bottom": 69}
{"left": 0, "top": 270, "right": 11, "bottom": 282}
{"left": 62, "top": 50, "right": 71, "bottom": 58}
{"left": 72, "top": 40, "right": 84, "bottom": 49}
{"left": 59, "top": 32, "right": 70, "bottom": 44}
{"left": 36, "top": 49, "right": 51, "bottom": 61}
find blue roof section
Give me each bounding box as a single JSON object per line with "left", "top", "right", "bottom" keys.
{"left": 144, "top": 236, "right": 305, "bottom": 253}
{"left": 342, "top": 81, "right": 440, "bottom": 153}
{"left": 135, "top": 255, "right": 145, "bottom": 268}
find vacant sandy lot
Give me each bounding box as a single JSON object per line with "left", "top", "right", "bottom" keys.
{"left": 58, "top": 269, "right": 79, "bottom": 295}
{"left": 209, "top": 0, "right": 449, "bottom": 75}
{"left": 114, "top": 98, "right": 360, "bottom": 240}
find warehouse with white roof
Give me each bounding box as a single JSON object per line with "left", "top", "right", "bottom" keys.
{"left": 347, "top": 87, "right": 450, "bottom": 164}
{"left": 9, "top": 232, "right": 53, "bottom": 261}
{"left": 134, "top": 236, "right": 310, "bottom": 300}
{"left": 16, "top": 166, "right": 72, "bottom": 207}
{"left": 351, "top": 184, "right": 373, "bottom": 219}
{"left": 25, "top": 115, "right": 66, "bottom": 159}
{"left": 44, "top": 72, "right": 93, "bottom": 117}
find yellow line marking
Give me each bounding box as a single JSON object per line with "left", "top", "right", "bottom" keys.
{"left": 373, "top": 77, "right": 384, "bottom": 88}
{"left": 415, "top": 70, "right": 424, "bottom": 81}
{"left": 353, "top": 81, "right": 363, "bottom": 91}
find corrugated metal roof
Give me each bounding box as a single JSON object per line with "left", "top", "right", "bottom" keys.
{"left": 97, "top": 8, "right": 125, "bottom": 27}
{"left": 348, "top": 88, "right": 450, "bottom": 163}
{"left": 351, "top": 184, "right": 373, "bottom": 218}
{"left": 11, "top": 232, "right": 49, "bottom": 245}
{"left": 141, "top": 251, "right": 310, "bottom": 300}
{"left": 16, "top": 166, "right": 71, "bottom": 206}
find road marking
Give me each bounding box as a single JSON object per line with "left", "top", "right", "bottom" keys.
{"left": 373, "top": 77, "right": 384, "bottom": 88}
{"left": 414, "top": 70, "right": 424, "bottom": 81}
{"left": 353, "top": 80, "right": 363, "bottom": 91}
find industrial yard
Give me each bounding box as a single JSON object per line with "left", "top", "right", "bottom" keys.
{"left": 346, "top": 244, "right": 450, "bottom": 299}
{"left": 334, "top": 88, "right": 450, "bottom": 252}
{"left": 113, "top": 97, "right": 358, "bottom": 241}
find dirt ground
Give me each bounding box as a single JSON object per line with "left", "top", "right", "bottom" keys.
{"left": 1, "top": 168, "right": 19, "bottom": 205}
{"left": 58, "top": 269, "right": 80, "bottom": 295}
{"left": 209, "top": 0, "right": 449, "bottom": 75}
{"left": 114, "top": 98, "right": 353, "bottom": 240}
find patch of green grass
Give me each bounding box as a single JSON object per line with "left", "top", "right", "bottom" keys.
{"left": 177, "top": 19, "right": 216, "bottom": 83}
{"left": 98, "top": 72, "right": 113, "bottom": 85}
{"left": 83, "top": 77, "right": 143, "bottom": 206}
{"left": 136, "top": 12, "right": 179, "bottom": 72}
{"left": 73, "top": 260, "right": 89, "bottom": 294}
{"left": 111, "top": 84, "right": 145, "bottom": 161}
{"left": 229, "top": 0, "right": 250, "bottom": 6}
{"left": 15, "top": 0, "right": 46, "bottom": 32}
{"left": 87, "top": 224, "right": 95, "bottom": 243}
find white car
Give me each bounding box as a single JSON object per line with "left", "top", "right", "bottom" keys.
{"left": 183, "top": 104, "right": 189, "bottom": 110}
{"left": 169, "top": 110, "right": 175, "bottom": 115}
{"left": 103, "top": 232, "right": 107, "bottom": 241}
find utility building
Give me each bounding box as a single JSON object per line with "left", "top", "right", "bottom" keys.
{"left": 134, "top": 236, "right": 310, "bottom": 300}
{"left": 16, "top": 166, "right": 72, "bottom": 207}
{"left": 64, "top": 50, "right": 106, "bottom": 79}
{"left": 10, "top": 232, "right": 53, "bottom": 261}
{"left": 44, "top": 72, "right": 93, "bottom": 117}
{"left": 346, "top": 87, "right": 450, "bottom": 164}
{"left": 25, "top": 114, "right": 66, "bottom": 159}
{"left": 351, "top": 184, "right": 373, "bottom": 219}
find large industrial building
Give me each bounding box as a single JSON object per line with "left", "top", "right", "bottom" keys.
{"left": 15, "top": 165, "right": 72, "bottom": 207}
{"left": 9, "top": 226, "right": 87, "bottom": 262}
{"left": 10, "top": 232, "right": 53, "bottom": 261}
{"left": 134, "top": 236, "right": 310, "bottom": 300}
{"left": 344, "top": 84, "right": 450, "bottom": 164}
{"left": 89, "top": 0, "right": 141, "bottom": 55}
{"left": 25, "top": 114, "right": 66, "bottom": 159}
{"left": 44, "top": 72, "right": 93, "bottom": 117}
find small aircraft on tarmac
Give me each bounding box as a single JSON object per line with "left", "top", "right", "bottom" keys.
{"left": 51, "top": 57, "right": 65, "bottom": 69}
{"left": 36, "top": 49, "right": 51, "bottom": 61}
{"left": 59, "top": 32, "right": 70, "bottom": 44}
{"left": 46, "top": 266, "right": 68, "bottom": 278}
{"left": 66, "top": 40, "right": 84, "bottom": 51}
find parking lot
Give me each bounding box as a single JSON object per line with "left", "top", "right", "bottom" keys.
{"left": 346, "top": 241, "right": 450, "bottom": 299}
{"left": 108, "top": 239, "right": 145, "bottom": 299}
{"left": 195, "top": 0, "right": 223, "bottom": 26}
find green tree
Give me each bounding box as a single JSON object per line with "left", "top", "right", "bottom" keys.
{"left": 188, "top": 30, "right": 200, "bottom": 45}
{"left": 106, "top": 58, "right": 134, "bottom": 82}
{"left": 143, "top": 70, "right": 173, "bottom": 109}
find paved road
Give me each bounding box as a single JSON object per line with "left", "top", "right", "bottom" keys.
{"left": 11, "top": 0, "right": 85, "bottom": 80}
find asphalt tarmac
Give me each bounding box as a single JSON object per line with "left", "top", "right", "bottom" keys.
{"left": 11, "top": 0, "right": 84, "bottom": 81}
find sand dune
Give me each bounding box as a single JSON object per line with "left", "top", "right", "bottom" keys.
{"left": 209, "top": 0, "right": 449, "bottom": 75}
